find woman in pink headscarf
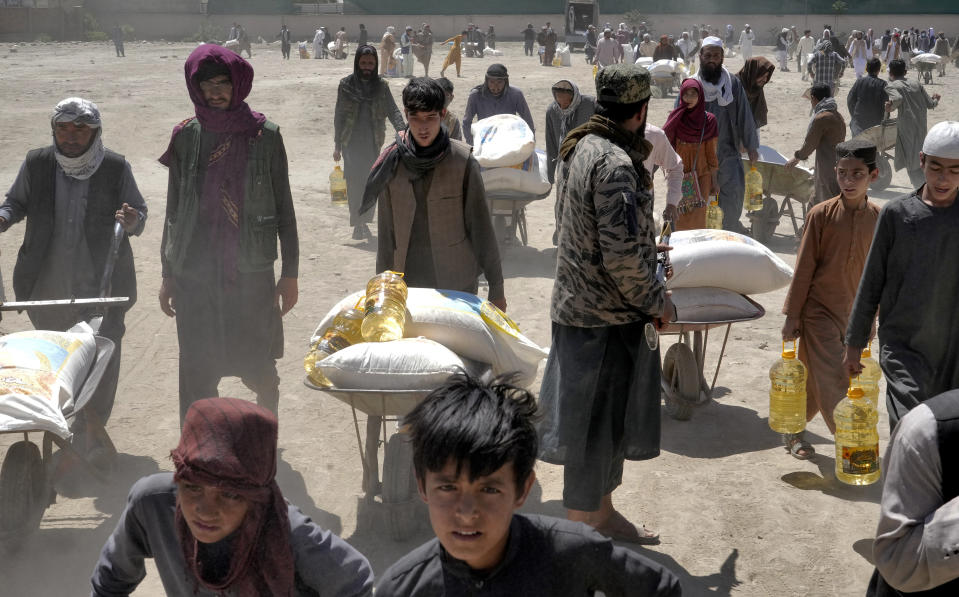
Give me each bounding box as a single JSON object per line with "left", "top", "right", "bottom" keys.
{"left": 662, "top": 78, "right": 719, "bottom": 230}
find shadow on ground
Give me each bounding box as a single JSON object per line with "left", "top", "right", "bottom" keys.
{"left": 781, "top": 452, "right": 882, "bottom": 504}
{"left": 0, "top": 452, "right": 160, "bottom": 595}
{"left": 660, "top": 399, "right": 831, "bottom": 459}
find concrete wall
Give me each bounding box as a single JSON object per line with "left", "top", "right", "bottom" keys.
{"left": 0, "top": 7, "right": 83, "bottom": 39}
{"left": 4, "top": 11, "right": 959, "bottom": 42}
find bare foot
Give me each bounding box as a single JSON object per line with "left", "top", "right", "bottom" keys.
{"left": 593, "top": 509, "right": 660, "bottom": 545}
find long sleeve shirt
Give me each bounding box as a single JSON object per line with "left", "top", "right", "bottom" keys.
{"left": 846, "top": 75, "right": 889, "bottom": 133}
{"left": 462, "top": 86, "right": 535, "bottom": 145}
{"left": 642, "top": 123, "right": 684, "bottom": 208}
{"left": 552, "top": 133, "right": 665, "bottom": 327}
{"left": 90, "top": 473, "right": 373, "bottom": 597}
{"left": 595, "top": 37, "right": 623, "bottom": 67}
{"left": 781, "top": 196, "right": 879, "bottom": 330}
{"left": 873, "top": 404, "right": 959, "bottom": 592}
{"left": 845, "top": 190, "right": 959, "bottom": 413}
{"left": 375, "top": 514, "right": 681, "bottom": 596}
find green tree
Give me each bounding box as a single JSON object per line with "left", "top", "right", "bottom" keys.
{"left": 832, "top": 0, "right": 848, "bottom": 31}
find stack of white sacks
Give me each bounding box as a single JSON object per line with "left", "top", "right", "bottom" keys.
{"left": 664, "top": 230, "right": 794, "bottom": 322}
{"left": 311, "top": 289, "right": 548, "bottom": 391}
{"left": 471, "top": 114, "right": 551, "bottom": 197}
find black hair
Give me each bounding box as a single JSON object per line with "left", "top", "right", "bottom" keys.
{"left": 194, "top": 60, "right": 231, "bottom": 84}
{"left": 595, "top": 96, "right": 650, "bottom": 124}
{"left": 888, "top": 59, "right": 907, "bottom": 77}
{"left": 804, "top": 30, "right": 811, "bottom": 35}
{"left": 836, "top": 139, "right": 879, "bottom": 171}
{"left": 402, "top": 77, "right": 447, "bottom": 113}
{"left": 405, "top": 372, "right": 538, "bottom": 492}
{"left": 810, "top": 83, "right": 832, "bottom": 101}
{"left": 866, "top": 57, "right": 881, "bottom": 75}
{"left": 435, "top": 76, "right": 454, "bottom": 94}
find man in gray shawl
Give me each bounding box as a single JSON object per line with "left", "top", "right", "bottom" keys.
{"left": 0, "top": 97, "right": 148, "bottom": 465}
{"left": 545, "top": 79, "right": 596, "bottom": 183}
{"left": 692, "top": 36, "right": 759, "bottom": 232}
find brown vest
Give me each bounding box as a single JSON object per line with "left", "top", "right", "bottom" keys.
{"left": 386, "top": 139, "right": 480, "bottom": 293}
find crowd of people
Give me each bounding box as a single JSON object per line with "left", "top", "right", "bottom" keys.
{"left": 4, "top": 16, "right": 959, "bottom": 596}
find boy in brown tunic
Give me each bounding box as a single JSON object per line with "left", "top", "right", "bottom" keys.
{"left": 780, "top": 140, "right": 880, "bottom": 458}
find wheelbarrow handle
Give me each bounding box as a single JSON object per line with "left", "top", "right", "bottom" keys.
{"left": 98, "top": 221, "right": 126, "bottom": 299}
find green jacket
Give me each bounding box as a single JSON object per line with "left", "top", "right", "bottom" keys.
{"left": 163, "top": 119, "right": 282, "bottom": 276}
{"left": 333, "top": 75, "right": 405, "bottom": 151}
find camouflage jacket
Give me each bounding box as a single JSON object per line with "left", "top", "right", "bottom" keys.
{"left": 333, "top": 75, "right": 405, "bottom": 151}
{"left": 551, "top": 133, "right": 666, "bottom": 327}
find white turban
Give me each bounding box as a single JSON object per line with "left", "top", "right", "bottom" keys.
{"left": 922, "top": 121, "right": 959, "bottom": 159}
{"left": 702, "top": 36, "right": 724, "bottom": 48}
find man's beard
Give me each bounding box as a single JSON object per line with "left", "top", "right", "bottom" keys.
{"left": 700, "top": 61, "right": 723, "bottom": 84}
{"left": 359, "top": 69, "right": 374, "bottom": 80}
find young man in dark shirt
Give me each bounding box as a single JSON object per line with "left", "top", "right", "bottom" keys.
{"left": 374, "top": 373, "right": 682, "bottom": 596}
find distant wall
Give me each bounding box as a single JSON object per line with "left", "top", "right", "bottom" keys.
{"left": 3, "top": 11, "right": 959, "bottom": 43}
{"left": 0, "top": 7, "right": 83, "bottom": 40}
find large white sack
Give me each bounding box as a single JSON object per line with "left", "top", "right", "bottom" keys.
{"left": 482, "top": 161, "right": 551, "bottom": 195}
{"left": 318, "top": 338, "right": 464, "bottom": 391}
{"left": 0, "top": 368, "right": 71, "bottom": 439}
{"left": 670, "top": 287, "right": 763, "bottom": 323}
{"left": 313, "top": 288, "right": 548, "bottom": 386}
{"left": 666, "top": 230, "right": 793, "bottom": 295}
{"left": 648, "top": 59, "right": 678, "bottom": 74}
{"left": 0, "top": 330, "right": 97, "bottom": 407}
{"left": 471, "top": 114, "right": 535, "bottom": 168}
{"left": 483, "top": 47, "right": 504, "bottom": 56}
{"left": 557, "top": 44, "right": 572, "bottom": 66}
{"left": 635, "top": 56, "right": 654, "bottom": 67}
{"left": 913, "top": 52, "right": 942, "bottom": 64}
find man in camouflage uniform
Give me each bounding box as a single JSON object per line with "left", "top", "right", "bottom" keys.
{"left": 538, "top": 64, "right": 675, "bottom": 544}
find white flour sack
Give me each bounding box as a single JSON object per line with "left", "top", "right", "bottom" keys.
{"left": 317, "top": 338, "right": 464, "bottom": 391}
{"left": 313, "top": 288, "right": 548, "bottom": 386}
{"left": 471, "top": 114, "right": 535, "bottom": 168}
{"left": 0, "top": 330, "right": 97, "bottom": 406}
{"left": 0, "top": 368, "right": 72, "bottom": 438}
{"left": 665, "top": 230, "right": 794, "bottom": 295}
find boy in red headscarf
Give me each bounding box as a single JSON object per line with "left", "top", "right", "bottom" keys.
{"left": 158, "top": 45, "right": 299, "bottom": 424}
{"left": 662, "top": 78, "right": 719, "bottom": 230}
{"left": 91, "top": 397, "right": 373, "bottom": 596}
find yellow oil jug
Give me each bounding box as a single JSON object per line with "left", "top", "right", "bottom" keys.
{"left": 705, "top": 196, "right": 723, "bottom": 229}
{"left": 744, "top": 166, "right": 764, "bottom": 212}
{"left": 361, "top": 271, "right": 409, "bottom": 342}
{"left": 768, "top": 340, "right": 807, "bottom": 434}
{"left": 834, "top": 385, "right": 880, "bottom": 486}
{"left": 329, "top": 165, "right": 348, "bottom": 205}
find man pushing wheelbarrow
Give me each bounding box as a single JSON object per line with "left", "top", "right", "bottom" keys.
{"left": 0, "top": 97, "right": 147, "bottom": 469}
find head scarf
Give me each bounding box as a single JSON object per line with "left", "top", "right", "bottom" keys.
{"left": 171, "top": 398, "right": 293, "bottom": 597}
{"left": 662, "top": 78, "right": 718, "bottom": 145}
{"left": 737, "top": 57, "right": 775, "bottom": 128}
{"left": 694, "top": 64, "right": 734, "bottom": 107}
{"left": 551, "top": 80, "right": 584, "bottom": 141}
{"left": 51, "top": 97, "right": 105, "bottom": 180}
{"left": 158, "top": 44, "right": 266, "bottom": 279}
{"left": 341, "top": 44, "right": 381, "bottom": 103}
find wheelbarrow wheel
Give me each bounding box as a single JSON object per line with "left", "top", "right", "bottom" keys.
{"left": 0, "top": 441, "right": 46, "bottom": 544}
{"left": 871, "top": 156, "right": 892, "bottom": 191}
{"left": 381, "top": 433, "right": 419, "bottom": 541}
{"left": 661, "top": 343, "right": 700, "bottom": 421}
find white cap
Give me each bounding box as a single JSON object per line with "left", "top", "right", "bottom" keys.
{"left": 922, "top": 121, "right": 959, "bottom": 159}
{"left": 702, "top": 36, "right": 724, "bottom": 48}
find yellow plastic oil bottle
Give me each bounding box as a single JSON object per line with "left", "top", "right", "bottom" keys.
{"left": 705, "top": 195, "right": 724, "bottom": 229}
{"left": 744, "top": 166, "right": 764, "bottom": 212}
{"left": 850, "top": 342, "right": 882, "bottom": 408}
{"left": 305, "top": 299, "right": 365, "bottom": 387}
{"left": 329, "top": 165, "right": 348, "bottom": 205}
{"left": 768, "top": 340, "right": 807, "bottom": 433}
{"left": 834, "top": 385, "right": 881, "bottom": 486}
{"left": 592, "top": 64, "right": 598, "bottom": 79}
{"left": 361, "top": 271, "right": 409, "bottom": 342}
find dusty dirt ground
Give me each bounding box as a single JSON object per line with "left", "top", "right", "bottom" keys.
{"left": 0, "top": 38, "right": 956, "bottom": 596}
